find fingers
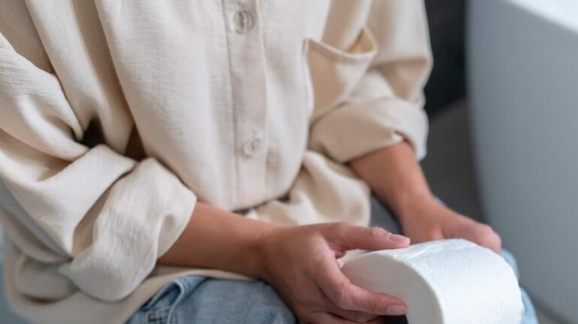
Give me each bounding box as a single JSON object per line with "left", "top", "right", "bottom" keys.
{"left": 476, "top": 228, "right": 501, "bottom": 253}
{"left": 443, "top": 216, "right": 503, "bottom": 253}
{"left": 317, "top": 257, "right": 407, "bottom": 317}
{"left": 324, "top": 223, "right": 410, "bottom": 252}
{"left": 307, "top": 312, "right": 388, "bottom": 324}
{"left": 484, "top": 230, "right": 502, "bottom": 253}
{"left": 469, "top": 223, "right": 502, "bottom": 253}
{"left": 323, "top": 299, "right": 380, "bottom": 323}
{"left": 493, "top": 232, "right": 503, "bottom": 253}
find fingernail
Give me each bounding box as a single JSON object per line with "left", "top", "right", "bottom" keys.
{"left": 385, "top": 305, "right": 408, "bottom": 316}
{"left": 389, "top": 234, "right": 410, "bottom": 244}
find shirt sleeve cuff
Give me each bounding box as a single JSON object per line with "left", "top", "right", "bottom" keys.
{"left": 58, "top": 149, "right": 196, "bottom": 301}
{"left": 308, "top": 97, "right": 428, "bottom": 162}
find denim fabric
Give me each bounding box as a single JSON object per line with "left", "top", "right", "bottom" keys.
{"left": 502, "top": 250, "right": 539, "bottom": 324}
{"left": 125, "top": 276, "right": 295, "bottom": 324}
{"left": 126, "top": 198, "right": 539, "bottom": 324}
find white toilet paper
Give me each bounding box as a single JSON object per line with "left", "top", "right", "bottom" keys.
{"left": 341, "top": 239, "right": 524, "bottom": 324}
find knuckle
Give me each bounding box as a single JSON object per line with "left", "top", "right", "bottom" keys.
{"left": 368, "top": 227, "right": 386, "bottom": 240}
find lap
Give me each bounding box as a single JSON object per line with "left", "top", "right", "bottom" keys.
{"left": 128, "top": 197, "right": 537, "bottom": 324}
{"left": 126, "top": 276, "right": 296, "bottom": 324}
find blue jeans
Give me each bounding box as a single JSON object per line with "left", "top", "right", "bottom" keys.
{"left": 126, "top": 199, "right": 539, "bottom": 324}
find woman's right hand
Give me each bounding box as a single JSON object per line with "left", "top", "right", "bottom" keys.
{"left": 259, "top": 222, "right": 410, "bottom": 324}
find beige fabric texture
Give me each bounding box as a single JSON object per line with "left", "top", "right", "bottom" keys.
{"left": 0, "top": 1, "right": 432, "bottom": 323}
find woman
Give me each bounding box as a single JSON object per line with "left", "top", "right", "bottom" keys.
{"left": 0, "top": 1, "right": 537, "bottom": 323}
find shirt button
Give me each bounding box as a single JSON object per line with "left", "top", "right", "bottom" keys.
{"left": 243, "top": 137, "right": 263, "bottom": 157}
{"left": 233, "top": 10, "right": 255, "bottom": 34}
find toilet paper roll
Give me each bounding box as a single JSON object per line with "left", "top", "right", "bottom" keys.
{"left": 341, "top": 239, "right": 524, "bottom": 324}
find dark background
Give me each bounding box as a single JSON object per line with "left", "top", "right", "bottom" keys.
{"left": 424, "top": 0, "right": 466, "bottom": 115}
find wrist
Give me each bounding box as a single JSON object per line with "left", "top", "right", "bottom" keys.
{"left": 385, "top": 190, "right": 438, "bottom": 223}
{"left": 253, "top": 223, "right": 286, "bottom": 281}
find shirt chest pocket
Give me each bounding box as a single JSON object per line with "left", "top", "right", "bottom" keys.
{"left": 304, "top": 27, "right": 377, "bottom": 119}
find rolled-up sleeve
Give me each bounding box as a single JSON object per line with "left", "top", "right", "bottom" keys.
{"left": 308, "top": 0, "right": 433, "bottom": 162}
{"left": 0, "top": 34, "right": 196, "bottom": 301}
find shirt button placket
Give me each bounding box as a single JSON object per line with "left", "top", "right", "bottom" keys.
{"left": 223, "top": 0, "right": 269, "bottom": 208}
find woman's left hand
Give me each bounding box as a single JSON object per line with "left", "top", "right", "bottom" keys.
{"left": 349, "top": 142, "right": 502, "bottom": 253}
{"left": 399, "top": 198, "right": 502, "bottom": 253}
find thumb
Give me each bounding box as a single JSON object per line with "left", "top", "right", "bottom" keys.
{"left": 324, "top": 223, "right": 410, "bottom": 252}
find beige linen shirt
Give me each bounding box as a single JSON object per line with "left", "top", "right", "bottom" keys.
{"left": 0, "top": 0, "right": 432, "bottom": 323}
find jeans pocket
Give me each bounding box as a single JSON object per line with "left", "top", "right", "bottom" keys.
{"left": 130, "top": 276, "right": 207, "bottom": 324}
{"left": 129, "top": 282, "right": 182, "bottom": 324}
{"left": 141, "top": 286, "right": 181, "bottom": 324}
